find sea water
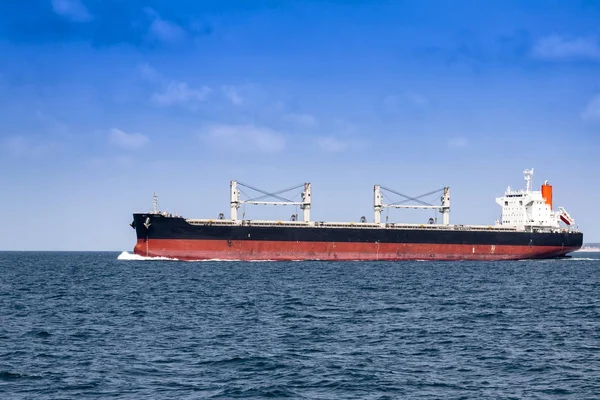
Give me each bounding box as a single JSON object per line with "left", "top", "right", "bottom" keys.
{"left": 1, "top": 251, "right": 599, "bottom": 399}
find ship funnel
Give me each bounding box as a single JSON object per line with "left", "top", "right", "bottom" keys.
{"left": 541, "top": 181, "right": 552, "bottom": 210}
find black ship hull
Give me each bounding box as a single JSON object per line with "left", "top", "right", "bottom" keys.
{"left": 131, "top": 214, "right": 583, "bottom": 261}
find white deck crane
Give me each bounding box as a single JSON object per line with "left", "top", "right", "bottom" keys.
{"left": 374, "top": 185, "right": 450, "bottom": 225}
{"left": 230, "top": 180, "right": 312, "bottom": 222}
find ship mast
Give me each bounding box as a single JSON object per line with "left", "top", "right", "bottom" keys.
{"left": 374, "top": 185, "right": 383, "bottom": 224}
{"left": 152, "top": 192, "right": 159, "bottom": 214}
{"left": 441, "top": 187, "right": 450, "bottom": 225}
{"left": 300, "top": 182, "right": 311, "bottom": 222}
{"left": 230, "top": 180, "right": 240, "bottom": 220}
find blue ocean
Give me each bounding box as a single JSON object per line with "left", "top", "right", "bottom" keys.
{"left": 1, "top": 251, "right": 599, "bottom": 399}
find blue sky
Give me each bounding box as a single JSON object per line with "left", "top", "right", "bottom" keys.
{"left": 1, "top": 0, "right": 599, "bottom": 250}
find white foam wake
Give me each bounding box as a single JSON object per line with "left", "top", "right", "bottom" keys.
{"left": 116, "top": 251, "right": 278, "bottom": 262}
{"left": 576, "top": 248, "right": 600, "bottom": 252}
{"left": 117, "top": 251, "right": 180, "bottom": 261}
{"left": 518, "top": 257, "right": 599, "bottom": 262}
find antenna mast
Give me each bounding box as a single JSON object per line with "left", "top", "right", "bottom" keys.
{"left": 524, "top": 168, "right": 534, "bottom": 192}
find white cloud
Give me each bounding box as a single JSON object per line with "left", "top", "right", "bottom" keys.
{"left": 315, "top": 131, "right": 363, "bottom": 152}
{"left": 137, "top": 63, "right": 161, "bottom": 82}
{"left": 382, "top": 95, "right": 400, "bottom": 111}
{"left": 108, "top": 128, "right": 149, "bottom": 149}
{"left": 1, "top": 136, "right": 60, "bottom": 157}
{"left": 221, "top": 86, "right": 243, "bottom": 105}
{"left": 332, "top": 118, "right": 358, "bottom": 135}
{"left": 137, "top": 63, "right": 212, "bottom": 109}
{"left": 316, "top": 136, "right": 348, "bottom": 152}
{"left": 447, "top": 137, "right": 469, "bottom": 148}
{"left": 283, "top": 113, "right": 318, "bottom": 126}
{"left": 51, "top": 0, "right": 92, "bottom": 23}
{"left": 383, "top": 92, "right": 429, "bottom": 112}
{"left": 151, "top": 82, "right": 212, "bottom": 107}
{"left": 406, "top": 92, "right": 429, "bottom": 107}
{"left": 532, "top": 35, "right": 600, "bottom": 61}
{"left": 35, "top": 110, "right": 69, "bottom": 134}
{"left": 201, "top": 124, "right": 285, "bottom": 154}
{"left": 88, "top": 156, "right": 134, "bottom": 168}
{"left": 144, "top": 8, "right": 187, "bottom": 43}
{"left": 313, "top": 118, "right": 363, "bottom": 152}
{"left": 581, "top": 95, "right": 600, "bottom": 122}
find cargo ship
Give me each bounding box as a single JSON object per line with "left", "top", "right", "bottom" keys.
{"left": 130, "top": 169, "right": 582, "bottom": 261}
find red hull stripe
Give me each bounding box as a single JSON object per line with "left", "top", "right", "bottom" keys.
{"left": 134, "top": 239, "right": 578, "bottom": 261}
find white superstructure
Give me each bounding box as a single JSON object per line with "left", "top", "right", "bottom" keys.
{"left": 495, "top": 169, "right": 575, "bottom": 231}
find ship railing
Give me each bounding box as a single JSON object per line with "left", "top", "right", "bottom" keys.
{"left": 186, "top": 219, "right": 313, "bottom": 227}
{"left": 185, "top": 218, "right": 525, "bottom": 232}
{"left": 385, "top": 224, "right": 517, "bottom": 232}
{"left": 186, "top": 219, "right": 240, "bottom": 226}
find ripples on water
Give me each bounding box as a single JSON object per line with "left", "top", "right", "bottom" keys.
{"left": 1, "top": 252, "right": 600, "bottom": 399}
